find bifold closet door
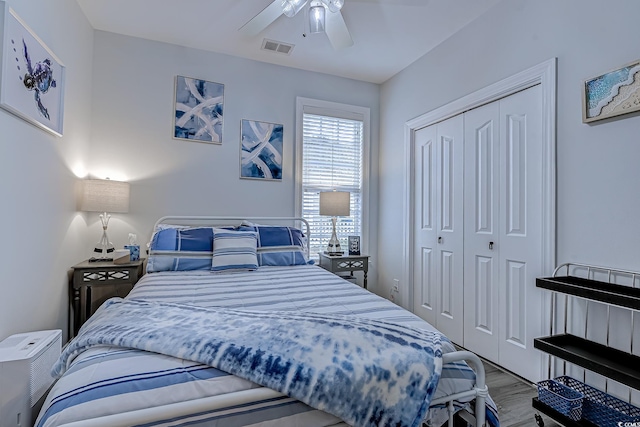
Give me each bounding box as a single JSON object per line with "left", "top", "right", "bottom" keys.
{"left": 496, "top": 85, "right": 544, "bottom": 382}
{"left": 412, "top": 115, "right": 464, "bottom": 345}
{"left": 463, "top": 101, "right": 501, "bottom": 364}
{"left": 462, "top": 85, "right": 544, "bottom": 382}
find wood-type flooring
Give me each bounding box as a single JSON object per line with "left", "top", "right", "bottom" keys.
{"left": 483, "top": 360, "right": 560, "bottom": 427}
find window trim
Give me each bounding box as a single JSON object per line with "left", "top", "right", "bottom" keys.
{"left": 295, "top": 97, "right": 370, "bottom": 257}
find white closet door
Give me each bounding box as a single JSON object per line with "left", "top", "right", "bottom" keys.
{"left": 412, "top": 115, "right": 464, "bottom": 344}
{"left": 434, "top": 115, "right": 464, "bottom": 344}
{"left": 463, "top": 101, "right": 500, "bottom": 363}
{"left": 413, "top": 124, "right": 437, "bottom": 327}
{"left": 497, "top": 85, "right": 544, "bottom": 382}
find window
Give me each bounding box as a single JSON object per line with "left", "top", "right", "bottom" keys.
{"left": 295, "top": 98, "right": 369, "bottom": 257}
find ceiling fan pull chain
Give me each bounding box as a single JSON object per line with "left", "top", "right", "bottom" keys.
{"left": 302, "top": 2, "right": 310, "bottom": 37}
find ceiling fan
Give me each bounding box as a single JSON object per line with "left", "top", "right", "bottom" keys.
{"left": 240, "top": 0, "right": 354, "bottom": 50}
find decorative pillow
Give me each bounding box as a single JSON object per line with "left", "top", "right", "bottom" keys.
{"left": 147, "top": 227, "right": 214, "bottom": 273}
{"left": 211, "top": 229, "right": 259, "bottom": 272}
{"left": 238, "top": 225, "right": 308, "bottom": 266}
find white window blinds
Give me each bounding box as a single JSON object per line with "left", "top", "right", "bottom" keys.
{"left": 302, "top": 113, "right": 363, "bottom": 256}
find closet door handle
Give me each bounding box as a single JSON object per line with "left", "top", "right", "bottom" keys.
{"left": 489, "top": 241, "right": 494, "bottom": 250}
{"left": 438, "top": 236, "right": 443, "bottom": 244}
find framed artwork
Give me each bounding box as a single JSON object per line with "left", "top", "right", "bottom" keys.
{"left": 0, "top": 4, "right": 65, "bottom": 136}
{"left": 173, "top": 75, "right": 224, "bottom": 143}
{"left": 240, "top": 119, "right": 283, "bottom": 180}
{"left": 348, "top": 236, "right": 360, "bottom": 256}
{"left": 583, "top": 59, "right": 640, "bottom": 123}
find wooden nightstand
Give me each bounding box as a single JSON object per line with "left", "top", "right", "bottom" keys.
{"left": 319, "top": 253, "right": 370, "bottom": 289}
{"left": 69, "top": 258, "right": 145, "bottom": 337}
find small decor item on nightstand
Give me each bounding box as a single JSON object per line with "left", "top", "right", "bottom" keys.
{"left": 348, "top": 236, "right": 360, "bottom": 255}
{"left": 113, "top": 249, "right": 131, "bottom": 265}
{"left": 124, "top": 233, "right": 140, "bottom": 261}
{"left": 124, "top": 245, "right": 140, "bottom": 261}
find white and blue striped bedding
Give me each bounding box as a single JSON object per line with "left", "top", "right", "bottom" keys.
{"left": 37, "top": 265, "right": 494, "bottom": 427}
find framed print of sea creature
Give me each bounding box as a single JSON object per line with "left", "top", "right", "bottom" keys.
{"left": 583, "top": 59, "right": 640, "bottom": 123}
{"left": 240, "top": 119, "right": 283, "bottom": 181}
{"left": 0, "top": 4, "right": 65, "bottom": 136}
{"left": 173, "top": 75, "right": 224, "bottom": 143}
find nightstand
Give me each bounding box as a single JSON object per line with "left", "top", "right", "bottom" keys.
{"left": 319, "top": 253, "right": 370, "bottom": 289}
{"left": 69, "top": 258, "right": 145, "bottom": 337}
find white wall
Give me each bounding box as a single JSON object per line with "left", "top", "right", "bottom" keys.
{"left": 378, "top": 0, "right": 640, "bottom": 305}
{"left": 0, "top": 0, "right": 93, "bottom": 341}
{"left": 87, "top": 31, "right": 380, "bottom": 287}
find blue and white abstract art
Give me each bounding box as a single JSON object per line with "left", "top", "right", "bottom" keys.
{"left": 240, "top": 119, "right": 283, "bottom": 180}
{"left": 584, "top": 59, "right": 640, "bottom": 123}
{"left": 174, "top": 75, "right": 224, "bottom": 143}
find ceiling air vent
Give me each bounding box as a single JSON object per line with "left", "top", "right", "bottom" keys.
{"left": 261, "top": 39, "right": 294, "bottom": 55}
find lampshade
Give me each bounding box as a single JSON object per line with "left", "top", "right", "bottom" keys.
{"left": 80, "top": 179, "right": 130, "bottom": 213}
{"left": 319, "top": 191, "right": 350, "bottom": 217}
{"left": 309, "top": 5, "right": 325, "bottom": 33}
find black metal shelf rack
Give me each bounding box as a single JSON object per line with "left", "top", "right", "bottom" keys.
{"left": 534, "top": 263, "right": 640, "bottom": 427}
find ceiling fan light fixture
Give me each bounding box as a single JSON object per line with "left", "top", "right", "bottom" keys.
{"left": 326, "top": 0, "right": 344, "bottom": 13}
{"left": 282, "top": 0, "right": 307, "bottom": 18}
{"left": 309, "top": 5, "right": 326, "bottom": 34}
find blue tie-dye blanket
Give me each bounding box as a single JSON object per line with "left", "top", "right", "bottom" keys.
{"left": 54, "top": 298, "right": 445, "bottom": 427}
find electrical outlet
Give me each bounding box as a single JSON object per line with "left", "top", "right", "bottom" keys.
{"left": 392, "top": 279, "right": 399, "bottom": 292}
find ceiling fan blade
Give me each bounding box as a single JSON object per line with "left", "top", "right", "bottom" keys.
{"left": 325, "top": 10, "right": 353, "bottom": 49}
{"left": 239, "top": 1, "right": 284, "bottom": 36}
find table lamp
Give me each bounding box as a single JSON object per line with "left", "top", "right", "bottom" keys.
{"left": 80, "top": 178, "right": 130, "bottom": 260}
{"left": 319, "top": 190, "right": 350, "bottom": 255}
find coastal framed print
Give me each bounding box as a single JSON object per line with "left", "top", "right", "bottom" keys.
{"left": 173, "top": 75, "right": 224, "bottom": 143}
{"left": 348, "top": 236, "right": 361, "bottom": 256}
{"left": 0, "top": 4, "right": 65, "bottom": 136}
{"left": 583, "top": 59, "right": 640, "bottom": 123}
{"left": 240, "top": 119, "right": 283, "bottom": 181}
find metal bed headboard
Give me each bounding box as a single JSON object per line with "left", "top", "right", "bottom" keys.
{"left": 153, "top": 216, "right": 311, "bottom": 259}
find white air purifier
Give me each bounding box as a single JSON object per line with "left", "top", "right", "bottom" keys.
{"left": 0, "top": 330, "right": 62, "bottom": 427}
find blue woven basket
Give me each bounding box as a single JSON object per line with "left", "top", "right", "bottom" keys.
{"left": 537, "top": 378, "right": 583, "bottom": 421}
{"left": 555, "top": 376, "right": 640, "bottom": 427}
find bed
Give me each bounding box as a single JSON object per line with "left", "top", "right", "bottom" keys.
{"left": 36, "top": 217, "right": 497, "bottom": 427}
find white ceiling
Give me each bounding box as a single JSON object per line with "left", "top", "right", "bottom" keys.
{"left": 76, "top": 0, "right": 501, "bottom": 84}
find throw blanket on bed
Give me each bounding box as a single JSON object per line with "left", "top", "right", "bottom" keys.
{"left": 54, "top": 298, "right": 445, "bottom": 427}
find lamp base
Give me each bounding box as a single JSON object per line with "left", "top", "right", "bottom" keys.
{"left": 93, "top": 213, "right": 115, "bottom": 259}
{"left": 325, "top": 216, "right": 343, "bottom": 256}
{"left": 324, "top": 250, "right": 344, "bottom": 257}
{"left": 89, "top": 257, "right": 115, "bottom": 263}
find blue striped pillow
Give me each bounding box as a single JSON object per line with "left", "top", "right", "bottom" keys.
{"left": 237, "top": 225, "right": 308, "bottom": 266}
{"left": 211, "top": 230, "right": 258, "bottom": 272}
{"left": 147, "top": 227, "right": 213, "bottom": 272}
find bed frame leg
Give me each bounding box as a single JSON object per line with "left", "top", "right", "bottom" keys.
{"left": 442, "top": 351, "right": 488, "bottom": 427}
{"left": 448, "top": 401, "right": 455, "bottom": 427}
